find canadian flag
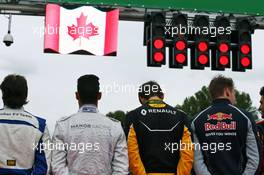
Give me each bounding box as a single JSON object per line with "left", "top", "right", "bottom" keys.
{"left": 44, "top": 4, "right": 119, "bottom": 56}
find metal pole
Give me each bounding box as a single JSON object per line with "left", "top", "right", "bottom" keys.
{"left": 7, "top": 14, "right": 11, "bottom": 33}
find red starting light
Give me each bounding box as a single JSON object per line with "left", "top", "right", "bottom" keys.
{"left": 153, "top": 52, "right": 164, "bottom": 62}
{"left": 219, "top": 43, "right": 229, "bottom": 53}
{"left": 175, "top": 40, "right": 186, "bottom": 51}
{"left": 241, "top": 57, "right": 251, "bottom": 67}
{"left": 198, "top": 41, "right": 208, "bottom": 52}
{"left": 198, "top": 55, "right": 208, "bottom": 65}
{"left": 219, "top": 56, "right": 229, "bottom": 66}
{"left": 240, "top": 44, "right": 250, "bottom": 55}
{"left": 153, "top": 39, "right": 164, "bottom": 49}
{"left": 175, "top": 53, "right": 186, "bottom": 63}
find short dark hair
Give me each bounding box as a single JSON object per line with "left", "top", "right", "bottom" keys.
{"left": 77, "top": 74, "right": 100, "bottom": 104}
{"left": 260, "top": 87, "right": 264, "bottom": 96}
{"left": 209, "top": 75, "right": 234, "bottom": 100}
{"left": 138, "top": 81, "right": 163, "bottom": 100}
{"left": 0, "top": 74, "right": 28, "bottom": 109}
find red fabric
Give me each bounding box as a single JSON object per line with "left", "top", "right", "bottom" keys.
{"left": 104, "top": 9, "right": 119, "bottom": 56}
{"left": 44, "top": 4, "right": 60, "bottom": 52}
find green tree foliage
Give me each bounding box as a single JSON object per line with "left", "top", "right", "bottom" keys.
{"left": 176, "top": 86, "right": 258, "bottom": 121}
{"left": 106, "top": 110, "right": 126, "bottom": 127}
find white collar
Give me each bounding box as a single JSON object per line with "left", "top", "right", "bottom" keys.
{"left": 78, "top": 104, "right": 98, "bottom": 113}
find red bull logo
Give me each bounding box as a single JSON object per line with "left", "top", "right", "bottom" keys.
{"left": 204, "top": 122, "right": 236, "bottom": 131}
{"left": 207, "top": 112, "right": 232, "bottom": 121}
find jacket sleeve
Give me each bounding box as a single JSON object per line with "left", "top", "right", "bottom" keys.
{"left": 32, "top": 125, "right": 52, "bottom": 175}
{"left": 243, "top": 117, "right": 260, "bottom": 175}
{"left": 51, "top": 122, "right": 69, "bottom": 175}
{"left": 111, "top": 123, "right": 129, "bottom": 175}
{"left": 124, "top": 112, "right": 133, "bottom": 139}
{"left": 177, "top": 126, "right": 194, "bottom": 175}
{"left": 192, "top": 122, "right": 211, "bottom": 175}
{"left": 127, "top": 125, "right": 147, "bottom": 175}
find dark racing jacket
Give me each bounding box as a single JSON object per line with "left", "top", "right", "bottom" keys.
{"left": 192, "top": 98, "right": 260, "bottom": 175}
{"left": 127, "top": 98, "right": 194, "bottom": 175}
{"left": 256, "top": 119, "right": 264, "bottom": 174}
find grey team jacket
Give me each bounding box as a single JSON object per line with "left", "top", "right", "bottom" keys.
{"left": 51, "top": 105, "right": 129, "bottom": 175}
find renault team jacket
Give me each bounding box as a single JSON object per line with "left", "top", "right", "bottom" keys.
{"left": 0, "top": 107, "right": 51, "bottom": 175}
{"left": 127, "top": 99, "right": 194, "bottom": 175}
{"left": 192, "top": 99, "right": 260, "bottom": 175}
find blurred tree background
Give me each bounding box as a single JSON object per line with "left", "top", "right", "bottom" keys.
{"left": 106, "top": 110, "right": 126, "bottom": 127}
{"left": 176, "top": 86, "right": 258, "bottom": 122}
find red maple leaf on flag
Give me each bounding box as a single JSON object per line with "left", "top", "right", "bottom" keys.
{"left": 67, "top": 13, "right": 99, "bottom": 40}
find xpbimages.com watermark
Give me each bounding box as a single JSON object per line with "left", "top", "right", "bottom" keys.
{"left": 100, "top": 82, "right": 166, "bottom": 96}
{"left": 32, "top": 24, "right": 99, "bottom": 38}
{"left": 164, "top": 140, "right": 232, "bottom": 154}
{"left": 33, "top": 141, "right": 100, "bottom": 154}
{"left": 165, "top": 24, "right": 232, "bottom": 38}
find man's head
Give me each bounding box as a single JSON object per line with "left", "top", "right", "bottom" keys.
{"left": 209, "top": 75, "right": 236, "bottom": 104}
{"left": 0, "top": 74, "right": 28, "bottom": 109}
{"left": 138, "top": 81, "right": 164, "bottom": 104}
{"left": 259, "top": 87, "right": 264, "bottom": 117}
{"left": 76, "top": 74, "right": 101, "bottom": 106}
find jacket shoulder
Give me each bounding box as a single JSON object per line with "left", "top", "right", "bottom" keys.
{"left": 57, "top": 114, "right": 75, "bottom": 123}
{"left": 128, "top": 105, "right": 145, "bottom": 114}
{"left": 192, "top": 106, "right": 212, "bottom": 123}
{"left": 228, "top": 105, "right": 254, "bottom": 121}
{"left": 24, "top": 110, "right": 46, "bottom": 121}
{"left": 23, "top": 110, "right": 47, "bottom": 133}
{"left": 165, "top": 104, "right": 188, "bottom": 119}
{"left": 175, "top": 108, "right": 188, "bottom": 116}
{"left": 125, "top": 106, "right": 145, "bottom": 121}
{"left": 95, "top": 113, "right": 121, "bottom": 125}
{"left": 108, "top": 116, "right": 121, "bottom": 123}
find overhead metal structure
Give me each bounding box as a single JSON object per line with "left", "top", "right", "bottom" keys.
{"left": 0, "top": 0, "right": 264, "bottom": 29}
{"left": 48, "top": 0, "right": 264, "bottom": 16}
